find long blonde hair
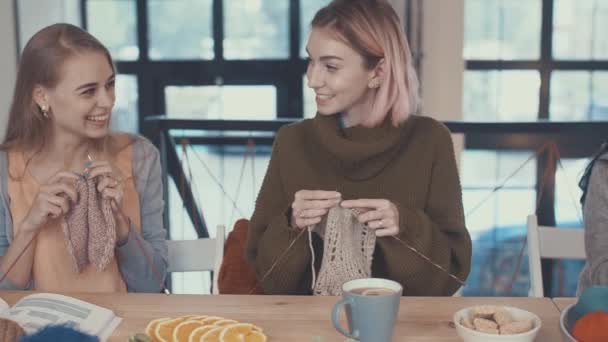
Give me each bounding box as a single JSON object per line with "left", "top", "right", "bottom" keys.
{"left": 1, "top": 23, "right": 115, "bottom": 152}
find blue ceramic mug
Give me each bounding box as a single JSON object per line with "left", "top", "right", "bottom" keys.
{"left": 331, "top": 278, "right": 402, "bottom": 342}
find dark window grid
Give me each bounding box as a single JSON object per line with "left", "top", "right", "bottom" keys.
{"left": 463, "top": 0, "right": 608, "bottom": 296}
{"left": 465, "top": 0, "right": 608, "bottom": 120}
{"left": 82, "top": 0, "right": 308, "bottom": 126}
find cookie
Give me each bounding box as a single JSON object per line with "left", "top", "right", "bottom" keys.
{"left": 499, "top": 319, "right": 534, "bottom": 335}
{"left": 471, "top": 305, "right": 497, "bottom": 319}
{"left": 493, "top": 307, "right": 514, "bottom": 326}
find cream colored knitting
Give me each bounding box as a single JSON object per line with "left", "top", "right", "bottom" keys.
{"left": 311, "top": 206, "right": 376, "bottom": 296}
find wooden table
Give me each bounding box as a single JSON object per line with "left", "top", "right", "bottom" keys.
{"left": 0, "top": 292, "right": 563, "bottom": 341}
{"left": 552, "top": 297, "right": 576, "bottom": 312}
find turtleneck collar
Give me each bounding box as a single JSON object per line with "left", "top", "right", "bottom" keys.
{"left": 312, "top": 113, "right": 409, "bottom": 181}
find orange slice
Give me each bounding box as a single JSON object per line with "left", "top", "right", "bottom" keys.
{"left": 213, "top": 319, "right": 238, "bottom": 327}
{"left": 188, "top": 325, "right": 216, "bottom": 342}
{"left": 145, "top": 317, "right": 170, "bottom": 342}
{"left": 173, "top": 320, "right": 205, "bottom": 342}
{"left": 155, "top": 317, "right": 192, "bottom": 342}
{"left": 199, "top": 326, "right": 225, "bottom": 342}
{"left": 219, "top": 323, "right": 268, "bottom": 342}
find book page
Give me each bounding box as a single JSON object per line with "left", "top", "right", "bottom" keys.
{"left": 5, "top": 293, "right": 119, "bottom": 338}
{"left": 0, "top": 295, "right": 9, "bottom": 313}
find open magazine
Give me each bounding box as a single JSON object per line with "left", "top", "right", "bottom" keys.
{"left": 0, "top": 293, "right": 121, "bottom": 341}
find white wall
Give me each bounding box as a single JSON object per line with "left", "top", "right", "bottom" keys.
{"left": 420, "top": 0, "right": 465, "bottom": 122}
{"left": 17, "top": 0, "right": 81, "bottom": 51}
{"left": 0, "top": 0, "right": 81, "bottom": 141}
{"left": 418, "top": 0, "right": 466, "bottom": 163}
{"left": 0, "top": 1, "right": 17, "bottom": 141}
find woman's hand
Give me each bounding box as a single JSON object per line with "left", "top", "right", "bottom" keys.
{"left": 86, "top": 161, "right": 129, "bottom": 243}
{"left": 22, "top": 171, "right": 79, "bottom": 233}
{"left": 341, "top": 199, "right": 400, "bottom": 237}
{"left": 290, "top": 190, "right": 341, "bottom": 229}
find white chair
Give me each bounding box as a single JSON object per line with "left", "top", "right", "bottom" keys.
{"left": 526, "top": 215, "right": 585, "bottom": 297}
{"left": 167, "top": 225, "right": 225, "bottom": 294}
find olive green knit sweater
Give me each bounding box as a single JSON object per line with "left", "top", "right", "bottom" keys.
{"left": 246, "top": 114, "right": 472, "bottom": 296}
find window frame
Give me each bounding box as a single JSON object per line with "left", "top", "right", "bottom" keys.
{"left": 82, "top": 0, "right": 308, "bottom": 137}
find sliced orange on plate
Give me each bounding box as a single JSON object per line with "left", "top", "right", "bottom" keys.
{"left": 145, "top": 317, "right": 170, "bottom": 342}
{"left": 155, "top": 316, "right": 194, "bottom": 342}
{"left": 145, "top": 315, "right": 267, "bottom": 342}
{"left": 173, "top": 320, "right": 206, "bottom": 342}
{"left": 199, "top": 326, "right": 225, "bottom": 342}
{"left": 219, "top": 323, "right": 267, "bottom": 342}
{"left": 188, "top": 325, "right": 216, "bottom": 342}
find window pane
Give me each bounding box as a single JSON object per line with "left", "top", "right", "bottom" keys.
{"left": 461, "top": 151, "right": 536, "bottom": 188}
{"left": 555, "top": 158, "right": 587, "bottom": 226}
{"left": 168, "top": 145, "right": 271, "bottom": 293}
{"left": 552, "top": 159, "right": 586, "bottom": 298}
{"left": 553, "top": 0, "right": 608, "bottom": 60}
{"left": 165, "top": 85, "right": 276, "bottom": 119}
{"left": 461, "top": 150, "right": 537, "bottom": 296}
{"left": 303, "top": 74, "right": 316, "bottom": 118}
{"left": 464, "top": 0, "right": 541, "bottom": 60}
{"left": 300, "top": 0, "right": 331, "bottom": 58}
{"left": 463, "top": 71, "right": 540, "bottom": 121}
{"left": 148, "top": 0, "right": 213, "bottom": 60}
{"left": 224, "top": 0, "right": 289, "bottom": 59}
{"left": 550, "top": 71, "right": 608, "bottom": 121}
{"left": 111, "top": 75, "right": 138, "bottom": 133}
{"left": 86, "top": 0, "right": 138, "bottom": 61}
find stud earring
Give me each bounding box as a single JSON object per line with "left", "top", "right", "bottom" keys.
{"left": 41, "top": 106, "right": 49, "bottom": 118}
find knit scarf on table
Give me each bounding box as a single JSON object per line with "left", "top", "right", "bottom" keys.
{"left": 62, "top": 176, "right": 116, "bottom": 272}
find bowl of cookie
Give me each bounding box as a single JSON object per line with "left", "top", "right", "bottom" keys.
{"left": 453, "top": 305, "right": 541, "bottom": 342}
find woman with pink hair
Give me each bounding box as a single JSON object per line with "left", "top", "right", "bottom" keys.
{"left": 246, "top": 0, "right": 471, "bottom": 296}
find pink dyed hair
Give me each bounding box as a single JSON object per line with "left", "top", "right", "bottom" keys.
{"left": 311, "top": 0, "right": 420, "bottom": 127}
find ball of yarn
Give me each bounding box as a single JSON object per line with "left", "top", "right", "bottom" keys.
{"left": 572, "top": 310, "right": 608, "bottom": 342}
{"left": 19, "top": 325, "right": 99, "bottom": 342}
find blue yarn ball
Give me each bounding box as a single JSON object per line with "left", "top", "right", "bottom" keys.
{"left": 19, "top": 325, "right": 99, "bottom": 342}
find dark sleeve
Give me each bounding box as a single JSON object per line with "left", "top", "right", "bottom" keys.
{"left": 375, "top": 124, "right": 472, "bottom": 295}
{"left": 245, "top": 129, "right": 313, "bottom": 295}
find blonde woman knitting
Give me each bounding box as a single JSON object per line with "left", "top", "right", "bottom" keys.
{"left": 247, "top": 0, "right": 472, "bottom": 296}
{"left": 0, "top": 24, "right": 167, "bottom": 292}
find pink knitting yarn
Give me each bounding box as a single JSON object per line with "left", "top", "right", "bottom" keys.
{"left": 62, "top": 176, "right": 116, "bottom": 272}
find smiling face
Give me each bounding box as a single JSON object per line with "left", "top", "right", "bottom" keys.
{"left": 34, "top": 51, "right": 115, "bottom": 142}
{"left": 305, "top": 27, "right": 381, "bottom": 126}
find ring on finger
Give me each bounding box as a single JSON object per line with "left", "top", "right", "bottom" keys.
{"left": 299, "top": 210, "right": 306, "bottom": 218}
{"left": 378, "top": 219, "right": 383, "bottom": 227}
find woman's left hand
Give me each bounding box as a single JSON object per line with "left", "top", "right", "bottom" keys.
{"left": 86, "top": 161, "right": 129, "bottom": 243}
{"left": 341, "top": 199, "right": 400, "bottom": 237}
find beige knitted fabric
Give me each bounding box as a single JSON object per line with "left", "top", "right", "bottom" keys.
{"left": 311, "top": 206, "right": 376, "bottom": 296}
{"left": 62, "top": 176, "right": 116, "bottom": 272}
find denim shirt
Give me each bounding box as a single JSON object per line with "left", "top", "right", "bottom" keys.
{"left": 0, "top": 136, "right": 168, "bottom": 292}
{"left": 578, "top": 153, "right": 608, "bottom": 295}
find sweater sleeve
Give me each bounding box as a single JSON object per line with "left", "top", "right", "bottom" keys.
{"left": 375, "top": 125, "right": 472, "bottom": 296}
{"left": 245, "top": 129, "right": 313, "bottom": 295}
{"left": 115, "top": 138, "right": 168, "bottom": 292}
{"left": 583, "top": 158, "right": 608, "bottom": 287}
